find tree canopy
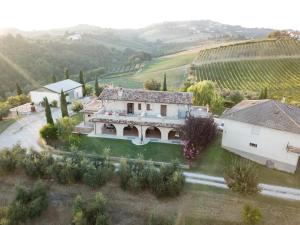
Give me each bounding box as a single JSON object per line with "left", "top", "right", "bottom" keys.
{"left": 144, "top": 79, "right": 161, "bottom": 91}
{"left": 60, "top": 90, "right": 69, "bottom": 117}
{"left": 187, "top": 80, "right": 216, "bottom": 106}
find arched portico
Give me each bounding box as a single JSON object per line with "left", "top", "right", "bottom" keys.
{"left": 145, "top": 126, "right": 161, "bottom": 139}
{"left": 123, "top": 125, "right": 139, "bottom": 137}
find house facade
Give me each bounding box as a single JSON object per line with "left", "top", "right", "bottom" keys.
{"left": 83, "top": 87, "right": 209, "bottom": 144}
{"left": 30, "top": 79, "right": 83, "bottom": 105}
{"left": 221, "top": 100, "right": 300, "bottom": 173}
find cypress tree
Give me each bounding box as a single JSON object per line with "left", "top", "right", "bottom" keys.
{"left": 264, "top": 87, "right": 268, "bottom": 99}
{"left": 16, "top": 83, "right": 23, "bottom": 95}
{"left": 52, "top": 74, "right": 57, "bottom": 83}
{"left": 95, "top": 76, "right": 101, "bottom": 97}
{"left": 60, "top": 90, "right": 69, "bottom": 117}
{"left": 44, "top": 97, "right": 54, "bottom": 125}
{"left": 162, "top": 73, "right": 167, "bottom": 91}
{"left": 79, "top": 70, "right": 86, "bottom": 96}
{"left": 64, "top": 68, "right": 70, "bottom": 79}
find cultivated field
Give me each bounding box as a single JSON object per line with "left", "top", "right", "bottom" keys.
{"left": 191, "top": 39, "right": 300, "bottom": 91}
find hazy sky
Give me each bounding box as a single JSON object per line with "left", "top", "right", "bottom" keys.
{"left": 0, "top": 0, "right": 299, "bottom": 30}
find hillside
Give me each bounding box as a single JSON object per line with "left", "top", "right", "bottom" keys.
{"left": 190, "top": 39, "right": 300, "bottom": 102}
{"left": 90, "top": 46, "right": 203, "bottom": 89}
{"left": 0, "top": 35, "right": 129, "bottom": 99}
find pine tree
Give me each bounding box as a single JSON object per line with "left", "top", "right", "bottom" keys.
{"left": 52, "top": 74, "right": 57, "bottom": 83}
{"left": 79, "top": 70, "right": 86, "bottom": 96}
{"left": 43, "top": 97, "right": 54, "bottom": 125}
{"left": 16, "top": 83, "right": 23, "bottom": 95}
{"left": 64, "top": 68, "right": 70, "bottom": 79}
{"left": 95, "top": 76, "right": 101, "bottom": 97}
{"left": 60, "top": 90, "right": 69, "bottom": 117}
{"left": 162, "top": 73, "right": 167, "bottom": 91}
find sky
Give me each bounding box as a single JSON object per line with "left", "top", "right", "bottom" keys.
{"left": 0, "top": 0, "right": 299, "bottom": 31}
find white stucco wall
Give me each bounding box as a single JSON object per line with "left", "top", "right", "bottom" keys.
{"left": 102, "top": 100, "right": 189, "bottom": 118}
{"left": 30, "top": 91, "right": 60, "bottom": 104}
{"left": 222, "top": 119, "right": 300, "bottom": 172}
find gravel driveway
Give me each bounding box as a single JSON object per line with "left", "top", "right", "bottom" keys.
{"left": 0, "top": 108, "right": 61, "bottom": 151}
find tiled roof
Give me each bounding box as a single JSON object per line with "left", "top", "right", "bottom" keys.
{"left": 44, "top": 79, "right": 82, "bottom": 93}
{"left": 99, "top": 88, "right": 193, "bottom": 105}
{"left": 221, "top": 100, "right": 300, "bottom": 134}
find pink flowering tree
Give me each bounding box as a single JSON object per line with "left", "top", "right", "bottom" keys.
{"left": 181, "top": 116, "right": 216, "bottom": 164}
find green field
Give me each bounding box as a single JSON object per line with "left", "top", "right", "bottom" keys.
{"left": 94, "top": 48, "right": 200, "bottom": 90}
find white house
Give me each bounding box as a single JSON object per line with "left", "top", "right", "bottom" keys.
{"left": 221, "top": 99, "right": 300, "bottom": 173}
{"left": 82, "top": 87, "right": 209, "bottom": 144}
{"left": 30, "top": 79, "right": 83, "bottom": 105}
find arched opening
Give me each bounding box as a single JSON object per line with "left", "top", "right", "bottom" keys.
{"left": 145, "top": 126, "right": 161, "bottom": 139}
{"left": 168, "top": 129, "right": 181, "bottom": 140}
{"left": 102, "top": 123, "right": 116, "bottom": 135}
{"left": 123, "top": 125, "right": 138, "bottom": 137}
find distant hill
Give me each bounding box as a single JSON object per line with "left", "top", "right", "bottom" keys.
{"left": 190, "top": 39, "right": 300, "bottom": 103}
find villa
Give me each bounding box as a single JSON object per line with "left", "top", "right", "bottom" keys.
{"left": 82, "top": 87, "right": 209, "bottom": 144}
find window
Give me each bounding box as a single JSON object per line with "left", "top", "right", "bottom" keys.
{"left": 138, "top": 103, "right": 141, "bottom": 110}
{"left": 249, "top": 142, "right": 257, "bottom": 148}
{"left": 88, "top": 114, "right": 91, "bottom": 117}
{"left": 146, "top": 104, "right": 150, "bottom": 110}
{"left": 160, "top": 105, "right": 167, "bottom": 116}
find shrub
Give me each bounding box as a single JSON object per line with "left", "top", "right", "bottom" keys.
{"left": 72, "top": 193, "right": 110, "bottom": 225}
{"left": 119, "top": 160, "right": 185, "bottom": 198}
{"left": 56, "top": 117, "right": 76, "bottom": 143}
{"left": 243, "top": 204, "right": 262, "bottom": 225}
{"left": 83, "top": 165, "right": 114, "bottom": 188}
{"left": 39, "top": 124, "right": 58, "bottom": 143}
{"left": 144, "top": 79, "right": 161, "bottom": 91}
{"left": 23, "top": 151, "right": 54, "bottom": 178}
{"left": 224, "top": 159, "right": 260, "bottom": 195}
{"left": 148, "top": 213, "right": 174, "bottom": 225}
{"left": 72, "top": 101, "right": 83, "bottom": 113}
{"left": 229, "top": 90, "right": 244, "bottom": 104}
{"left": 7, "top": 94, "right": 30, "bottom": 108}
{"left": 0, "top": 145, "right": 26, "bottom": 175}
{"left": 0, "top": 101, "right": 10, "bottom": 121}
{"left": 7, "top": 181, "right": 48, "bottom": 225}
{"left": 50, "top": 100, "right": 58, "bottom": 108}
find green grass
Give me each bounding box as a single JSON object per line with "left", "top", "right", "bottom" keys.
{"left": 193, "top": 136, "right": 300, "bottom": 188}
{"left": 78, "top": 136, "right": 184, "bottom": 162}
{"left": 94, "top": 49, "right": 199, "bottom": 90}
{"left": 0, "top": 119, "right": 15, "bottom": 134}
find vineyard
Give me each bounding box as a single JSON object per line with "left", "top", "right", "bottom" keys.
{"left": 191, "top": 39, "right": 300, "bottom": 91}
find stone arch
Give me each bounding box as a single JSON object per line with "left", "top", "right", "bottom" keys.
{"left": 145, "top": 126, "right": 161, "bottom": 139}
{"left": 102, "top": 123, "right": 116, "bottom": 135}
{"left": 123, "top": 125, "right": 139, "bottom": 137}
{"left": 168, "top": 129, "right": 181, "bottom": 140}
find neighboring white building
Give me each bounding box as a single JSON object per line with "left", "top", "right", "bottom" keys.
{"left": 221, "top": 100, "right": 300, "bottom": 173}
{"left": 30, "top": 79, "right": 83, "bottom": 105}
{"left": 83, "top": 87, "right": 209, "bottom": 144}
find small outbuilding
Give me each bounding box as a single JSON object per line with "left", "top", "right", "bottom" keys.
{"left": 221, "top": 99, "right": 300, "bottom": 173}
{"left": 30, "top": 79, "right": 83, "bottom": 105}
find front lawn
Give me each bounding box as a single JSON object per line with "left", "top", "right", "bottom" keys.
{"left": 0, "top": 119, "right": 15, "bottom": 134}
{"left": 78, "top": 136, "right": 185, "bottom": 163}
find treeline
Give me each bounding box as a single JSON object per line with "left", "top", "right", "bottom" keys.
{"left": 0, "top": 34, "right": 128, "bottom": 99}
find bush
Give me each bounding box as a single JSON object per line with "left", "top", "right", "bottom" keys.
{"left": 224, "top": 159, "right": 260, "bottom": 195}
{"left": 83, "top": 164, "right": 114, "bottom": 188}
{"left": 148, "top": 213, "right": 174, "bottom": 225}
{"left": 39, "top": 124, "right": 58, "bottom": 143}
{"left": 23, "top": 151, "right": 54, "bottom": 178}
{"left": 243, "top": 204, "right": 262, "bottom": 225}
{"left": 56, "top": 117, "right": 76, "bottom": 143}
{"left": 7, "top": 94, "right": 30, "bottom": 108}
{"left": 144, "top": 79, "right": 161, "bottom": 91}
{"left": 72, "top": 193, "right": 110, "bottom": 225}
{"left": 229, "top": 90, "right": 244, "bottom": 105}
{"left": 50, "top": 100, "right": 58, "bottom": 108}
{"left": 0, "top": 101, "right": 10, "bottom": 121}
{"left": 0, "top": 145, "right": 26, "bottom": 175}
{"left": 119, "top": 160, "right": 185, "bottom": 198}
{"left": 72, "top": 101, "right": 83, "bottom": 113}
{"left": 7, "top": 181, "right": 48, "bottom": 225}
